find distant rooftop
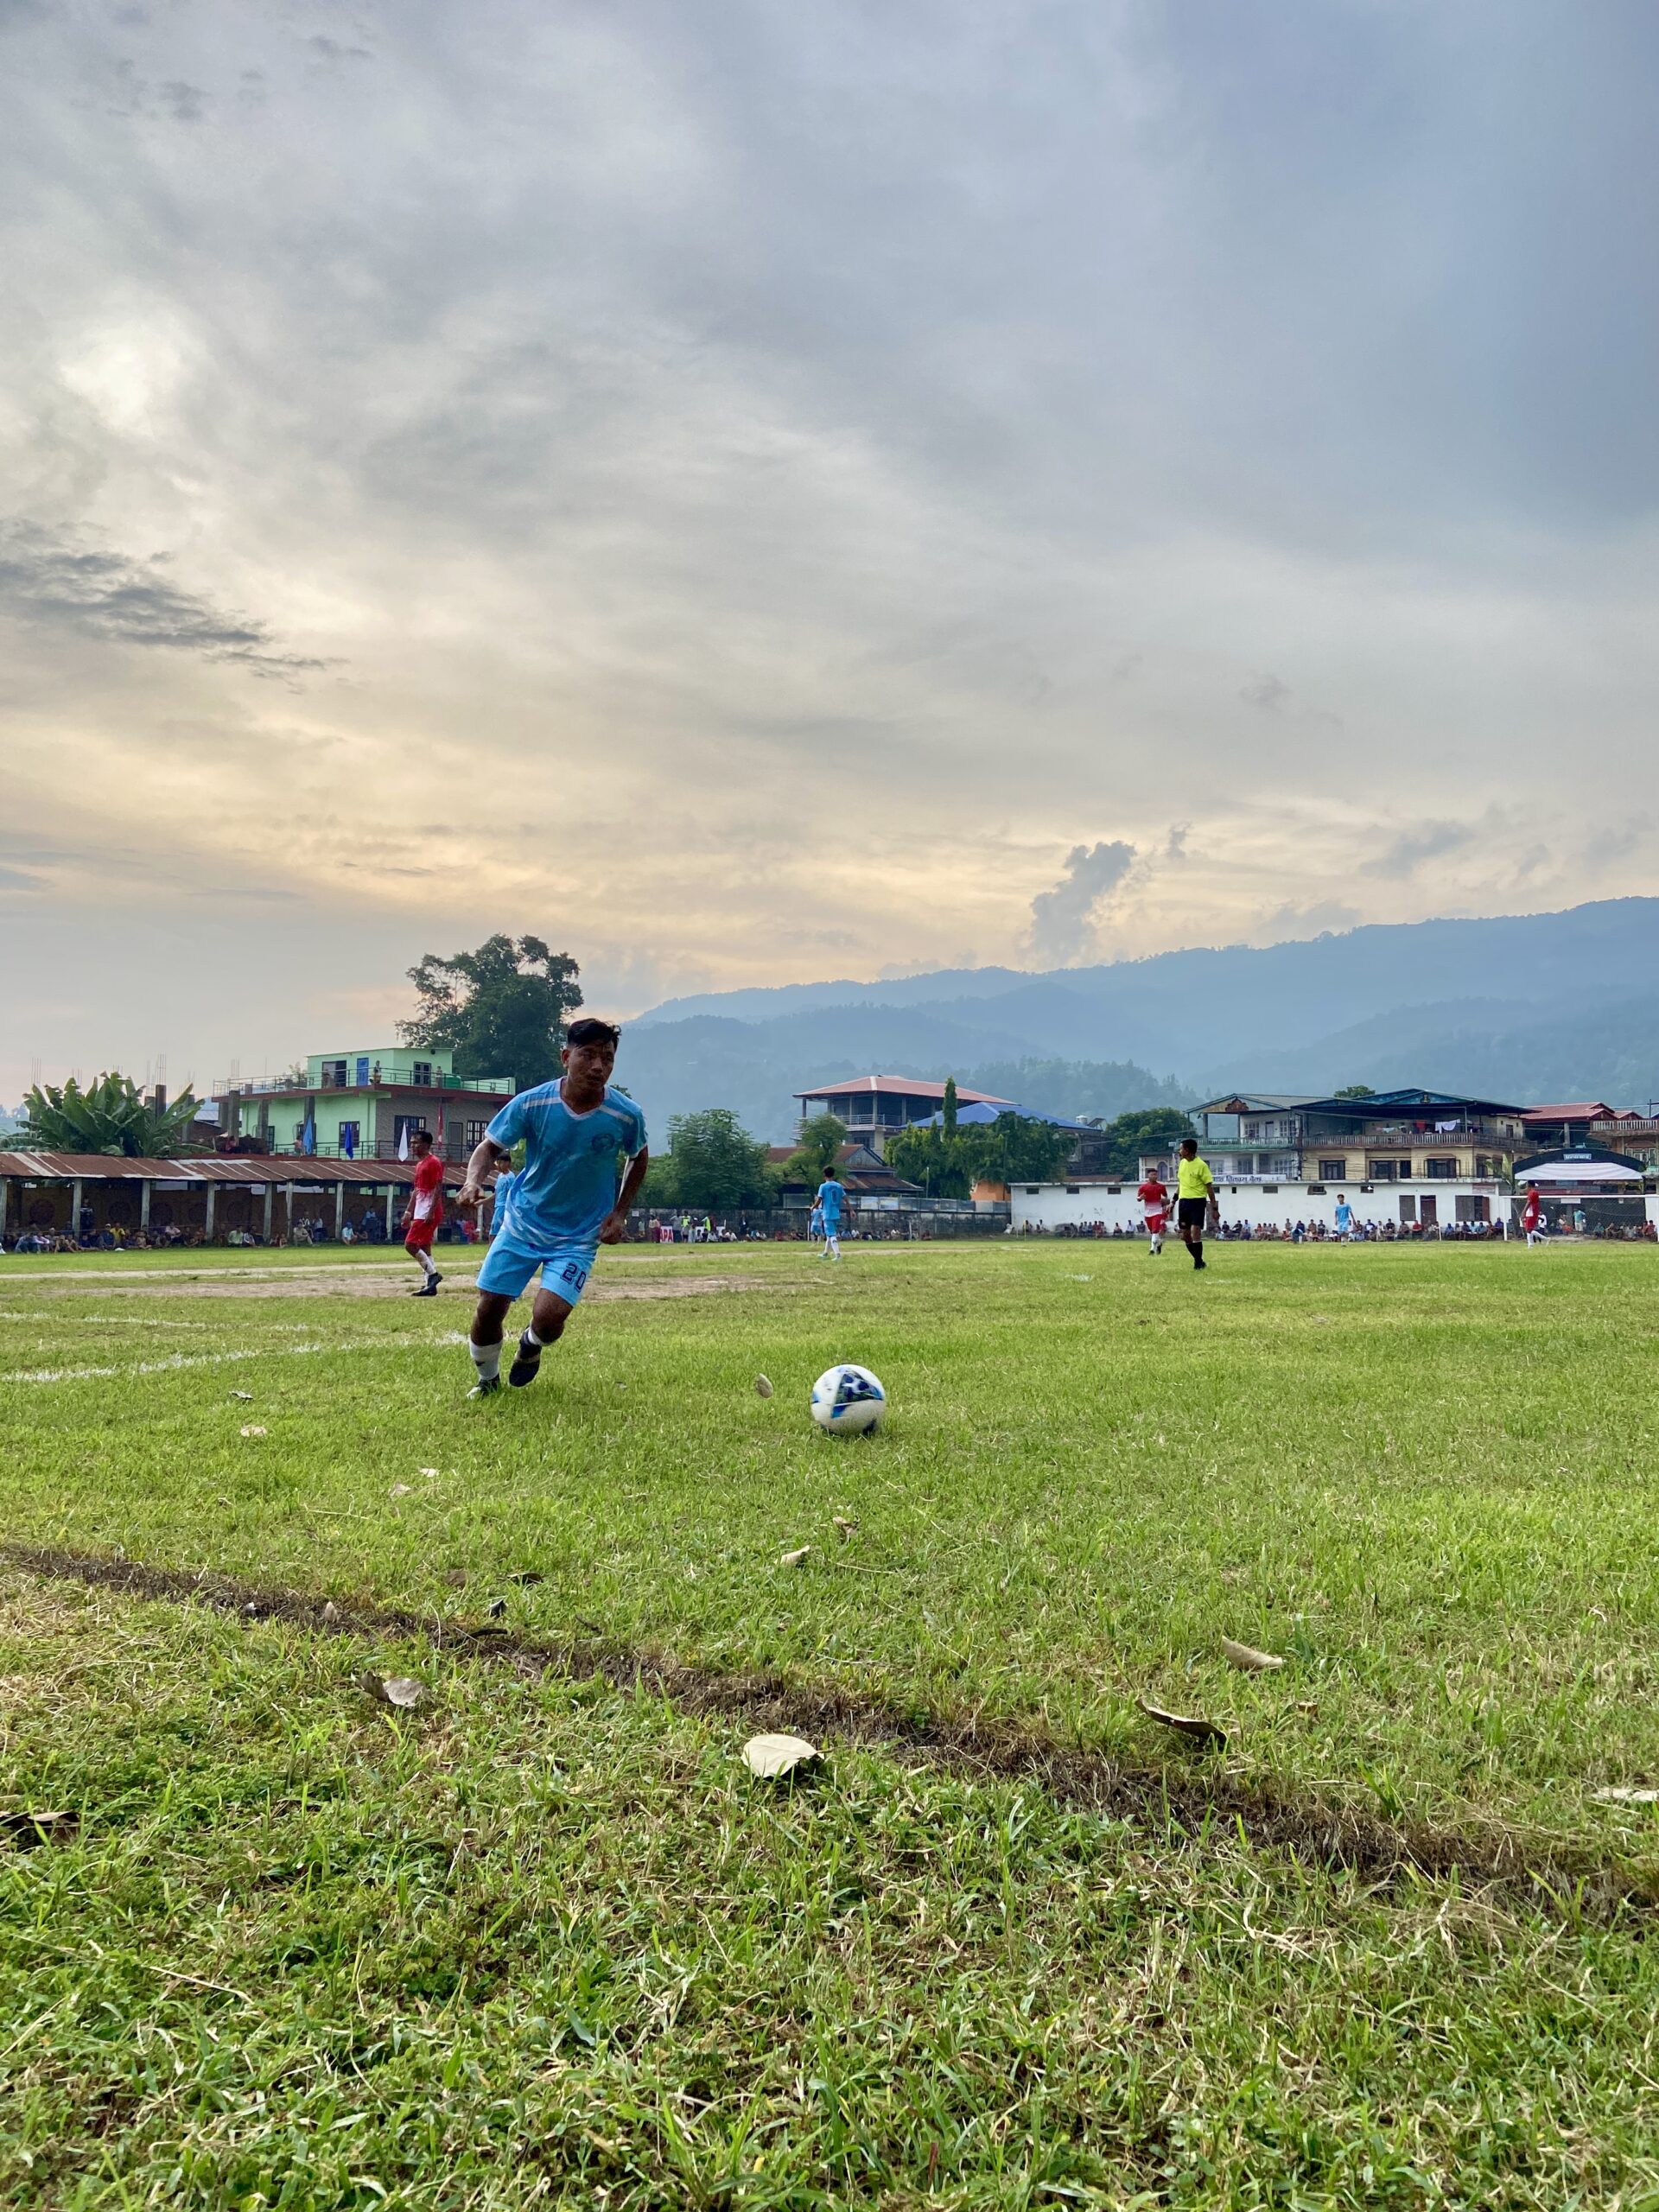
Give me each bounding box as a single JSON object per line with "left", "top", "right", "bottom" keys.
{"left": 796, "top": 1073, "right": 1014, "bottom": 1105}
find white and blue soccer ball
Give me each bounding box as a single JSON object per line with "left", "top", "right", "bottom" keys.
{"left": 810, "top": 1363, "right": 887, "bottom": 1435}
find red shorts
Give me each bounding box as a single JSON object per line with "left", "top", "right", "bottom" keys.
{"left": 404, "top": 1217, "right": 438, "bottom": 1251}
{"left": 1144, "top": 1211, "right": 1166, "bottom": 1233}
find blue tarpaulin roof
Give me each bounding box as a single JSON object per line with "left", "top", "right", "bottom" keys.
{"left": 920, "top": 1100, "right": 1094, "bottom": 1134}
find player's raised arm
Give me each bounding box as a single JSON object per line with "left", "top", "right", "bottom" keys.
{"left": 457, "top": 1135, "right": 510, "bottom": 1211}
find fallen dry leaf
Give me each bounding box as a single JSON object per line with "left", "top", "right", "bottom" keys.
{"left": 361, "top": 1673, "right": 425, "bottom": 1710}
{"left": 486, "top": 1595, "right": 507, "bottom": 1619}
{"left": 753, "top": 1375, "right": 774, "bottom": 1398}
{"left": 238, "top": 1424, "right": 267, "bottom": 1439}
{"left": 508, "top": 1570, "right": 543, "bottom": 1586}
{"left": 779, "top": 1545, "right": 811, "bottom": 1568}
{"left": 1139, "top": 1700, "right": 1227, "bottom": 1750}
{"left": 417, "top": 1466, "right": 440, "bottom": 1479}
{"left": 0, "top": 1808, "right": 75, "bottom": 1847}
{"left": 832, "top": 1515, "right": 858, "bottom": 1542}
{"left": 230, "top": 1390, "right": 254, "bottom": 1402}
{"left": 389, "top": 1483, "right": 412, "bottom": 1498}
{"left": 1222, "top": 1637, "right": 1285, "bottom": 1673}
{"left": 321, "top": 1601, "right": 342, "bottom": 1625}
{"left": 741, "top": 1732, "right": 819, "bottom": 1779}
{"left": 1594, "top": 1785, "right": 1659, "bottom": 1805}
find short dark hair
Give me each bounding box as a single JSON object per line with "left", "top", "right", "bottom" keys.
{"left": 1179, "top": 1136, "right": 1198, "bottom": 1153}
{"left": 567, "top": 1018, "right": 620, "bottom": 1051}
{"left": 410, "top": 1128, "right": 432, "bottom": 1149}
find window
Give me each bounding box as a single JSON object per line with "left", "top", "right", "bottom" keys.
{"left": 1065, "top": 1185, "right": 1080, "bottom": 1195}
{"left": 1243, "top": 1122, "right": 1260, "bottom": 1141}
{"left": 1476, "top": 1155, "right": 1499, "bottom": 1178}
{"left": 466, "top": 1120, "right": 490, "bottom": 1148}
{"left": 1455, "top": 1196, "right": 1491, "bottom": 1223}
{"left": 1318, "top": 1159, "right": 1347, "bottom": 1181}
{"left": 1425, "top": 1157, "right": 1457, "bottom": 1179}
{"left": 338, "top": 1121, "right": 361, "bottom": 1154}
{"left": 394, "top": 1115, "right": 429, "bottom": 1148}
{"left": 321, "top": 1059, "right": 347, "bottom": 1088}
{"left": 1307, "top": 1183, "right": 1326, "bottom": 1194}
{"left": 1024, "top": 1185, "right": 1039, "bottom": 1196}
{"left": 411, "top": 1060, "right": 433, "bottom": 1088}
{"left": 1399, "top": 1196, "right": 1417, "bottom": 1223}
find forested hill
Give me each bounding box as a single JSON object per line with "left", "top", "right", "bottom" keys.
{"left": 617, "top": 899, "right": 1659, "bottom": 1140}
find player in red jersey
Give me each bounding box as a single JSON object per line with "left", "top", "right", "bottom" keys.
{"left": 401, "top": 1128, "right": 445, "bottom": 1296}
{"left": 1521, "top": 1182, "right": 1544, "bottom": 1249}
{"left": 1137, "top": 1169, "right": 1169, "bottom": 1255}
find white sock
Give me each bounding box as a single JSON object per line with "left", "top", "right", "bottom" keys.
{"left": 470, "top": 1339, "right": 501, "bottom": 1382}
{"left": 416, "top": 1249, "right": 437, "bottom": 1278}
{"left": 525, "top": 1324, "right": 551, "bottom": 1349}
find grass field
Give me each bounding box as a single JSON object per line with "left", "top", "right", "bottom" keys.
{"left": 2, "top": 1236, "right": 1657, "bottom": 2207}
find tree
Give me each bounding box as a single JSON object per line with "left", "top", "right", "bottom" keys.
{"left": 966, "top": 1112, "right": 1071, "bottom": 1185}
{"left": 785, "top": 1112, "right": 848, "bottom": 1191}
{"left": 888, "top": 1111, "right": 1073, "bottom": 1196}
{"left": 646, "top": 1109, "right": 777, "bottom": 1211}
{"left": 885, "top": 1121, "right": 968, "bottom": 1197}
{"left": 1098, "top": 1107, "right": 1197, "bottom": 1177}
{"left": 942, "top": 1075, "right": 958, "bottom": 1135}
{"left": 1333, "top": 1084, "right": 1376, "bottom": 1099}
{"left": 400, "top": 935, "right": 582, "bottom": 1090}
{"left": 22, "top": 1073, "right": 204, "bottom": 1158}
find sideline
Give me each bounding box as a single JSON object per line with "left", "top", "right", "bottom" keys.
{"left": 3, "top": 1540, "right": 1649, "bottom": 1927}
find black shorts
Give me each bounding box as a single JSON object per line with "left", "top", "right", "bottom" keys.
{"left": 1177, "top": 1198, "right": 1210, "bottom": 1229}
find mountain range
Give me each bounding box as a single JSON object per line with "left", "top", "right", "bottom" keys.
{"left": 620, "top": 899, "right": 1659, "bottom": 1141}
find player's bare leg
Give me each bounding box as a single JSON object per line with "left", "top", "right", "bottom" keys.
{"left": 508, "top": 1284, "right": 577, "bottom": 1388}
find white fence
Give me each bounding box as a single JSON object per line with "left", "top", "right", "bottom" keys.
{"left": 1010, "top": 1179, "right": 1503, "bottom": 1234}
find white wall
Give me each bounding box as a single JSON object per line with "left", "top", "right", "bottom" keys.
{"left": 1009, "top": 1181, "right": 1503, "bottom": 1233}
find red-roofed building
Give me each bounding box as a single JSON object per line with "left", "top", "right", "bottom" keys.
{"left": 795, "top": 1074, "right": 1014, "bottom": 1154}
{"left": 1519, "top": 1103, "right": 1618, "bottom": 1147}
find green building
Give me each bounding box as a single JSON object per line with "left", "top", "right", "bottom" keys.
{"left": 216, "top": 1045, "right": 516, "bottom": 1163}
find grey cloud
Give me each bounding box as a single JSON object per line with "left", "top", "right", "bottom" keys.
{"left": 1027, "top": 841, "right": 1136, "bottom": 965}
{"left": 1585, "top": 817, "right": 1650, "bottom": 870}
{"left": 158, "top": 79, "right": 207, "bottom": 122}
{"left": 307, "top": 35, "right": 372, "bottom": 64}
{"left": 1164, "top": 823, "right": 1189, "bottom": 861}
{"left": 0, "top": 864, "right": 43, "bottom": 892}
{"left": 0, "top": 528, "right": 328, "bottom": 683}
{"left": 1361, "top": 821, "right": 1477, "bottom": 880}
{"left": 1240, "top": 672, "right": 1291, "bottom": 711}
{"left": 1256, "top": 899, "right": 1359, "bottom": 941}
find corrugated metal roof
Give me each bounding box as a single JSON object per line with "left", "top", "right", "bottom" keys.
{"left": 795, "top": 1074, "right": 1014, "bottom": 1104}
{"left": 0, "top": 1153, "right": 469, "bottom": 1185}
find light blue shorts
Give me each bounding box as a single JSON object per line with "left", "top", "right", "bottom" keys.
{"left": 476, "top": 1235, "right": 597, "bottom": 1305}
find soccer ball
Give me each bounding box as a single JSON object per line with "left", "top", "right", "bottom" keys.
{"left": 810, "top": 1363, "right": 886, "bottom": 1434}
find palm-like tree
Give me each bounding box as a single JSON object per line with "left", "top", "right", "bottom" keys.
{"left": 21, "top": 1073, "right": 205, "bottom": 1158}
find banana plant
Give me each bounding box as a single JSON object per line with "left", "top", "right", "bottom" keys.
{"left": 20, "top": 1073, "right": 205, "bottom": 1157}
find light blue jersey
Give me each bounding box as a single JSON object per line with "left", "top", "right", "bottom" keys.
{"left": 491, "top": 1168, "right": 518, "bottom": 1239}
{"left": 484, "top": 1082, "right": 647, "bottom": 1249}
{"left": 1334, "top": 1201, "right": 1353, "bottom": 1233}
{"left": 816, "top": 1179, "right": 845, "bottom": 1224}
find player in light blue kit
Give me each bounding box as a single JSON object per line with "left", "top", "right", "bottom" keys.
{"left": 1333, "top": 1193, "right": 1354, "bottom": 1241}
{"left": 816, "top": 1166, "right": 848, "bottom": 1260}
{"left": 454, "top": 1018, "right": 649, "bottom": 1397}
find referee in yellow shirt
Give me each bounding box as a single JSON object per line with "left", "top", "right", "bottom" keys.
{"left": 1175, "top": 1137, "right": 1217, "bottom": 1271}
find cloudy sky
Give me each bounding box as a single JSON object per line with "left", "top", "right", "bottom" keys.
{"left": 3, "top": 0, "right": 1658, "bottom": 1095}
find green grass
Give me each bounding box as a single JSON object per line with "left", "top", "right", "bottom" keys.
{"left": 3, "top": 1238, "right": 1658, "bottom": 2206}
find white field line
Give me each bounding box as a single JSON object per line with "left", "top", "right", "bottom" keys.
{"left": 0, "top": 1330, "right": 467, "bottom": 1386}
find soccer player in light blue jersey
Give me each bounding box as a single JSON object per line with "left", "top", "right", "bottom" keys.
{"left": 454, "top": 1018, "right": 649, "bottom": 1397}
{"left": 815, "top": 1167, "right": 848, "bottom": 1260}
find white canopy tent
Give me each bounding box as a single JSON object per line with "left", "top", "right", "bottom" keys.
{"left": 1518, "top": 1160, "right": 1643, "bottom": 1185}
